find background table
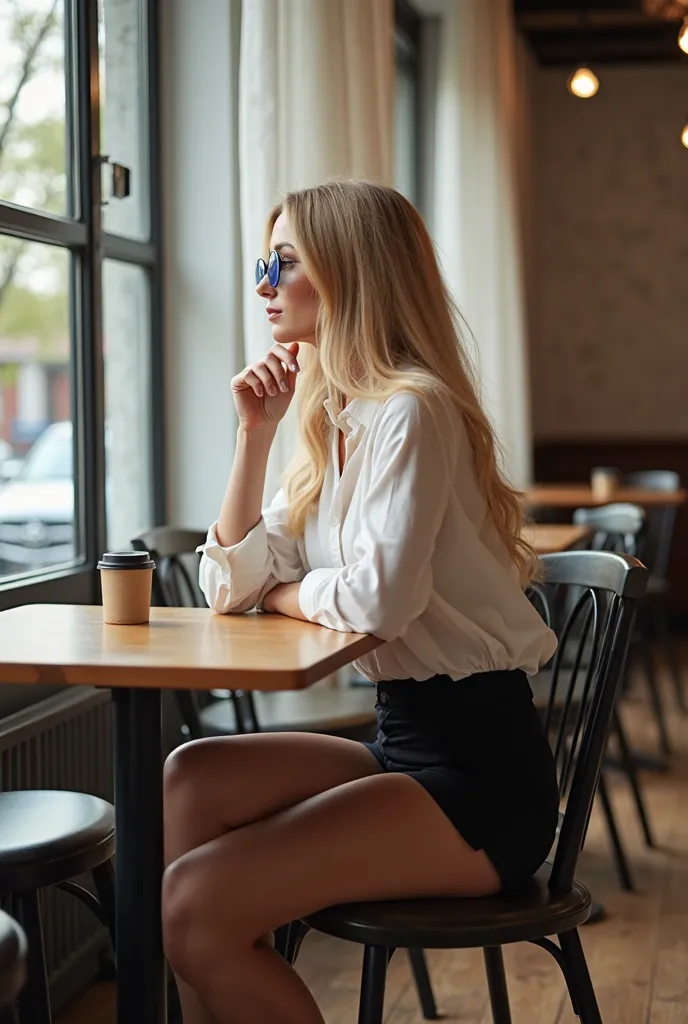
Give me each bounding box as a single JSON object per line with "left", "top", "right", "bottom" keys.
{"left": 524, "top": 523, "right": 591, "bottom": 554}
{"left": 526, "top": 484, "right": 688, "bottom": 509}
{"left": 0, "top": 605, "right": 381, "bottom": 1024}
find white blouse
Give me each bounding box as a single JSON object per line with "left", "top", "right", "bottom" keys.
{"left": 198, "top": 391, "right": 557, "bottom": 683}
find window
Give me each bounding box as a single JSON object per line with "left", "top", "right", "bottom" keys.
{"left": 0, "top": 0, "right": 162, "bottom": 605}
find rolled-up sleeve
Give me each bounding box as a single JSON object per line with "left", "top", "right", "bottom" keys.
{"left": 197, "top": 489, "right": 305, "bottom": 614}
{"left": 298, "top": 393, "right": 458, "bottom": 639}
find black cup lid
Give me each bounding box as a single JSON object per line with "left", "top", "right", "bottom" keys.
{"left": 97, "top": 551, "right": 156, "bottom": 571}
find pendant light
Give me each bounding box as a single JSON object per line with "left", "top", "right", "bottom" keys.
{"left": 567, "top": 3, "right": 599, "bottom": 99}
{"left": 682, "top": 120, "right": 688, "bottom": 148}
{"left": 567, "top": 67, "right": 600, "bottom": 98}
{"left": 679, "top": 15, "right": 688, "bottom": 54}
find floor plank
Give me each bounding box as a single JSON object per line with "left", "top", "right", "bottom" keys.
{"left": 58, "top": 661, "right": 688, "bottom": 1024}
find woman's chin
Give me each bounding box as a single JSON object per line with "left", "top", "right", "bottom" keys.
{"left": 271, "top": 323, "right": 315, "bottom": 346}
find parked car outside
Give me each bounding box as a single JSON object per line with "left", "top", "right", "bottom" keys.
{"left": 0, "top": 421, "right": 74, "bottom": 574}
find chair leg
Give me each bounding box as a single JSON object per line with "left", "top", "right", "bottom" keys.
{"left": 275, "top": 921, "right": 309, "bottom": 966}
{"left": 597, "top": 773, "right": 634, "bottom": 891}
{"left": 13, "top": 890, "right": 51, "bottom": 1024}
{"left": 652, "top": 604, "right": 686, "bottom": 713}
{"left": 637, "top": 623, "right": 672, "bottom": 757}
{"left": 613, "top": 712, "right": 655, "bottom": 848}
{"left": 483, "top": 946, "right": 512, "bottom": 1024}
{"left": 358, "top": 945, "right": 388, "bottom": 1024}
{"left": 408, "top": 948, "right": 439, "bottom": 1020}
{"left": 558, "top": 928, "right": 602, "bottom": 1024}
{"left": 92, "top": 860, "right": 117, "bottom": 950}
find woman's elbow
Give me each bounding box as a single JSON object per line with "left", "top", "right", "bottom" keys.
{"left": 200, "top": 581, "right": 259, "bottom": 615}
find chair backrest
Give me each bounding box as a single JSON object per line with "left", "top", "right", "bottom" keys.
{"left": 532, "top": 551, "right": 647, "bottom": 894}
{"left": 623, "top": 470, "right": 680, "bottom": 581}
{"left": 131, "top": 527, "right": 210, "bottom": 741}
{"left": 131, "top": 528, "right": 207, "bottom": 608}
{"left": 573, "top": 503, "right": 644, "bottom": 556}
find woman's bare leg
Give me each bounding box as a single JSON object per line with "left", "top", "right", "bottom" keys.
{"left": 163, "top": 737, "right": 501, "bottom": 1024}
{"left": 163, "top": 732, "right": 384, "bottom": 1024}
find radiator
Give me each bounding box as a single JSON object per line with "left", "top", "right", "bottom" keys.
{"left": 0, "top": 687, "right": 114, "bottom": 1012}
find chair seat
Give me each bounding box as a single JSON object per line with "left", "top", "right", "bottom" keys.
{"left": 304, "top": 868, "right": 591, "bottom": 949}
{"left": 0, "top": 791, "right": 115, "bottom": 892}
{"left": 199, "top": 687, "right": 377, "bottom": 736}
{"left": 0, "top": 909, "right": 26, "bottom": 1009}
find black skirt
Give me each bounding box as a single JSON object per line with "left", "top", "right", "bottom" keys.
{"left": 362, "top": 670, "right": 560, "bottom": 891}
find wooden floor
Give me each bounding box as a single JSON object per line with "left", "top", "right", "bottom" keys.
{"left": 59, "top": 662, "right": 688, "bottom": 1024}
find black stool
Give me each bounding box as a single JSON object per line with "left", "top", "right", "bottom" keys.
{"left": 0, "top": 909, "right": 27, "bottom": 1023}
{"left": 0, "top": 790, "right": 115, "bottom": 1024}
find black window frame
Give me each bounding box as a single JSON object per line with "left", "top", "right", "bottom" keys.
{"left": 0, "top": 0, "right": 165, "bottom": 612}
{"left": 394, "top": 0, "right": 423, "bottom": 209}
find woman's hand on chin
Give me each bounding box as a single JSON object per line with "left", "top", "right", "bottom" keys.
{"left": 262, "top": 582, "right": 308, "bottom": 621}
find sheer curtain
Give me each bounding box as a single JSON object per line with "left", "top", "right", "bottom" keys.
{"left": 433, "top": 0, "right": 533, "bottom": 487}
{"left": 239, "top": 0, "right": 394, "bottom": 502}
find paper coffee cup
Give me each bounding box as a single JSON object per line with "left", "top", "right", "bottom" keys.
{"left": 590, "top": 467, "right": 619, "bottom": 504}
{"left": 98, "top": 551, "right": 156, "bottom": 625}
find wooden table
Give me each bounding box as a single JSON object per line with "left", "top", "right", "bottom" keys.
{"left": 0, "top": 605, "right": 381, "bottom": 1024}
{"left": 524, "top": 523, "right": 591, "bottom": 554}
{"left": 526, "top": 484, "right": 687, "bottom": 509}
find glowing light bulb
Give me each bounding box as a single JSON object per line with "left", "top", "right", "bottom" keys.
{"left": 567, "top": 67, "right": 599, "bottom": 99}
{"left": 682, "top": 122, "right": 688, "bottom": 149}
{"left": 679, "top": 17, "right": 688, "bottom": 55}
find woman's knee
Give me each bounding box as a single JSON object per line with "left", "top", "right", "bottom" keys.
{"left": 162, "top": 855, "right": 225, "bottom": 980}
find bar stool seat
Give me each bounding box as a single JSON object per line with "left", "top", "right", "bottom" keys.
{"left": 0, "top": 909, "right": 27, "bottom": 1011}
{"left": 0, "top": 791, "right": 115, "bottom": 1024}
{"left": 0, "top": 791, "right": 114, "bottom": 891}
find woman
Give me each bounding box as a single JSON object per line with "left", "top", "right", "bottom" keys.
{"left": 162, "top": 181, "right": 559, "bottom": 1024}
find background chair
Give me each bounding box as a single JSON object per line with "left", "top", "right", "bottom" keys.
{"left": 575, "top": 502, "right": 673, "bottom": 761}
{"left": 0, "top": 791, "right": 115, "bottom": 1024}
{"left": 281, "top": 551, "right": 647, "bottom": 1024}
{"left": 0, "top": 910, "right": 26, "bottom": 1023}
{"left": 131, "top": 527, "right": 378, "bottom": 742}
{"left": 624, "top": 470, "right": 685, "bottom": 713}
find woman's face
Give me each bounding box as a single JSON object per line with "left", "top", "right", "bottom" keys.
{"left": 256, "top": 211, "right": 319, "bottom": 346}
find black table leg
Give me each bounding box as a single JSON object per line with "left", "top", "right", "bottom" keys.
{"left": 113, "top": 688, "right": 167, "bottom": 1024}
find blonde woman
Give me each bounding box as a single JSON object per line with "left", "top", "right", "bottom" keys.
{"left": 162, "top": 181, "right": 559, "bottom": 1024}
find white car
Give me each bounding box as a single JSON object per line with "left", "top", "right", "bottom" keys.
{"left": 0, "top": 421, "right": 75, "bottom": 572}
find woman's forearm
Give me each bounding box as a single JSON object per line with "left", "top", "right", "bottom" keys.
{"left": 215, "top": 425, "right": 276, "bottom": 548}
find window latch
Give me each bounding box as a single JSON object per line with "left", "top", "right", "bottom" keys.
{"left": 98, "top": 155, "right": 132, "bottom": 205}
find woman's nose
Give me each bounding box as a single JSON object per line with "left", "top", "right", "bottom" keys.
{"left": 256, "top": 275, "right": 277, "bottom": 299}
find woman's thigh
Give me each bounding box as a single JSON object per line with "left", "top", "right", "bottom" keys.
{"left": 163, "top": 731, "right": 383, "bottom": 861}
{"left": 163, "top": 770, "right": 501, "bottom": 977}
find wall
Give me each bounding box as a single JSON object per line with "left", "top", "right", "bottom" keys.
{"left": 529, "top": 64, "right": 688, "bottom": 441}
{"left": 161, "top": 0, "right": 244, "bottom": 529}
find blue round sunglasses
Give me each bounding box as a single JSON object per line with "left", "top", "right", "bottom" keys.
{"left": 255, "top": 249, "right": 282, "bottom": 288}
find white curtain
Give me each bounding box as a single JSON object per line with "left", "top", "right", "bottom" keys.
{"left": 239, "top": 0, "right": 394, "bottom": 502}
{"left": 433, "top": 0, "right": 533, "bottom": 487}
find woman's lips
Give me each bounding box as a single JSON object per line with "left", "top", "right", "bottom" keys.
{"left": 266, "top": 308, "right": 282, "bottom": 321}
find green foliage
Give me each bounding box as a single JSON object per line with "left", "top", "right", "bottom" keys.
{"left": 0, "top": 0, "right": 67, "bottom": 357}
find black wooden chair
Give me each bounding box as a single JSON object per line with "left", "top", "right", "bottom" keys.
{"left": 0, "top": 910, "right": 26, "bottom": 1024}
{"left": 523, "top": 505, "right": 654, "bottom": 893}
{"left": 574, "top": 501, "right": 672, "bottom": 757}
{"left": 278, "top": 551, "right": 647, "bottom": 1024}
{"left": 624, "top": 470, "right": 685, "bottom": 713}
{"left": 0, "top": 791, "right": 115, "bottom": 1024}
{"left": 131, "top": 528, "right": 378, "bottom": 742}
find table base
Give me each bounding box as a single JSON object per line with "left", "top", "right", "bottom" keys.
{"left": 113, "top": 688, "right": 167, "bottom": 1024}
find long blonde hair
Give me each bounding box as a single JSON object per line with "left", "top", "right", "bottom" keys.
{"left": 266, "top": 180, "right": 537, "bottom": 585}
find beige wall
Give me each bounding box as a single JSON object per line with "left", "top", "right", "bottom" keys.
{"left": 529, "top": 63, "right": 688, "bottom": 441}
